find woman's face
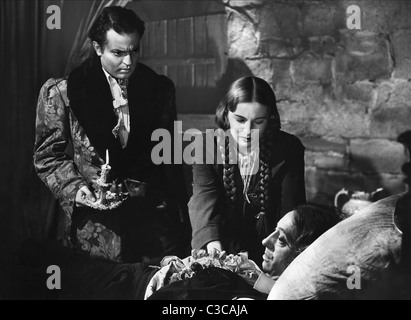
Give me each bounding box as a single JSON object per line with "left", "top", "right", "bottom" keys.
{"left": 261, "top": 211, "right": 299, "bottom": 277}
{"left": 227, "top": 102, "right": 268, "bottom": 152}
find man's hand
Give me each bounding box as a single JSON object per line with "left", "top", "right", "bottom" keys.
{"left": 206, "top": 241, "right": 223, "bottom": 254}
{"left": 144, "top": 264, "right": 172, "bottom": 300}
{"left": 75, "top": 186, "right": 96, "bottom": 207}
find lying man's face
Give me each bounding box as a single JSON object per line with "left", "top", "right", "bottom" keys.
{"left": 93, "top": 28, "right": 141, "bottom": 79}
{"left": 261, "top": 211, "right": 299, "bottom": 277}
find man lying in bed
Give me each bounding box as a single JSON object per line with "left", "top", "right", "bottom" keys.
{"left": 1, "top": 204, "right": 340, "bottom": 300}
{"left": 146, "top": 203, "right": 341, "bottom": 300}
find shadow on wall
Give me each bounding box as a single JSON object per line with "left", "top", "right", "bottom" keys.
{"left": 177, "top": 58, "right": 253, "bottom": 114}
{"left": 216, "top": 58, "right": 254, "bottom": 93}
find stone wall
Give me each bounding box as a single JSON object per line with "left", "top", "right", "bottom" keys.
{"left": 224, "top": 0, "right": 410, "bottom": 205}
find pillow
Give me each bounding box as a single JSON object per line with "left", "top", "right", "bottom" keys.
{"left": 268, "top": 194, "right": 409, "bottom": 300}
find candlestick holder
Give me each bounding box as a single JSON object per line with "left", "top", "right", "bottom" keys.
{"left": 85, "top": 163, "right": 128, "bottom": 210}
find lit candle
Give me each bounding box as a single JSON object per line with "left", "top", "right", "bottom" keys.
{"left": 101, "top": 149, "right": 111, "bottom": 185}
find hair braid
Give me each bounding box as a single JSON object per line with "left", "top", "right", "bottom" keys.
{"left": 222, "top": 122, "right": 276, "bottom": 216}
{"left": 256, "top": 120, "right": 275, "bottom": 218}
{"left": 223, "top": 136, "right": 237, "bottom": 204}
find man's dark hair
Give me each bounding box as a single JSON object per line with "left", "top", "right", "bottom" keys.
{"left": 293, "top": 204, "right": 341, "bottom": 253}
{"left": 88, "top": 6, "right": 145, "bottom": 48}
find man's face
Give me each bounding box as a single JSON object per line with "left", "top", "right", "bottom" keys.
{"left": 261, "top": 211, "right": 299, "bottom": 277}
{"left": 93, "top": 28, "right": 141, "bottom": 79}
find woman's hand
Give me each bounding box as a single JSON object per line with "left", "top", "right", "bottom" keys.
{"left": 75, "top": 185, "right": 96, "bottom": 207}
{"left": 206, "top": 241, "right": 223, "bottom": 254}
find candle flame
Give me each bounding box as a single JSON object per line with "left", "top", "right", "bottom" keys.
{"left": 106, "top": 149, "right": 109, "bottom": 165}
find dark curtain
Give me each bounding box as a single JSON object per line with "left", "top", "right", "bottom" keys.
{"left": 0, "top": 0, "right": 130, "bottom": 264}
{"left": 1, "top": 0, "right": 49, "bottom": 263}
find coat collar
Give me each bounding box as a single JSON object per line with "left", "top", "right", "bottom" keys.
{"left": 66, "top": 55, "right": 160, "bottom": 161}
{"left": 67, "top": 55, "right": 120, "bottom": 158}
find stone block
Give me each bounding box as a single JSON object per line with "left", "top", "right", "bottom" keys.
{"left": 303, "top": 137, "right": 347, "bottom": 153}
{"left": 277, "top": 87, "right": 329, "bottom": 127}
{"left": 309, "top": 36, "right": 339, "bottom": 56}
{"left": 277, "top": 100, "right": 311, "bottom": 125}
{"left": 370, "top": 107, "right": 411, "bottom": 140}
{"left": 370, "top": 80, "right": 411, "bottom": 138}
{"left": 292, "top": 54, "right": 333, "bottom": 84}
{"left": 392, "top": 30, "right": 411, "bottom": 79}
{"left": 245, "top": 58, "right": 275, "bottom": 84}
{"left": 263, "top": 3, "right": 301, "bottom": 40}
{"left": 376, "top": 81, "right": 411, "bottom": 110}
{"left": 224, "top": 0, "right": 266, "bottom": 8}
{"left": 304, "top": 137, "right": 348, "bottom": 170}
{"left": 281, "top": 121, "right": 313, "bottom": 138}
{"left": 227, "top": 11, "right": 259, "bottom": 58}
{"left": 271, "top": 60, "right": 292, "bottom": 100}
{"left": 349, "top": 139, "right": 406, "bottom": 174}
{"left": 343, "top": 81, "right": 375, "bottom": 102}
{"left": 394, "top": 1, "right": 411, "bottom": 29}
{"left": 302, "top": 3, "right": 345, "bottom": 37}
{"left": 311, "top": 101, "right": 370, "bottom": 138}
{"left": 259, "top": 39, "right": 301, "bottom": 59}
{"left": 372, "top": 81, "right": 392, "bottom": 110}
{"left": 257, "top": 5, "right": 282, "bottom": 40}
{"left": 285, "top": 83, "right": 325, "bottom": 106}
{"left": 305, "top": 150, "right": 348, "bottom": 170}
{"left": 347, "top": 0, "right": 408, "bottom": 32}
{"left": 336, "top": 30, "right": 392, "bottom": 81}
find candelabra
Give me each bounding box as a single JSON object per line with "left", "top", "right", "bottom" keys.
{"left": 87, "top": 149, "right": 128, "bottom": 210}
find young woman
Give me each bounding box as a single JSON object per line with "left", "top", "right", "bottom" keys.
{"left": 188, "top": 76, "right": 307, "bottom": 265}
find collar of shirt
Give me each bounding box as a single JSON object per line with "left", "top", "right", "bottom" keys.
{"left": 237, "top": 148, "right": 259, "bottom": 176}
{"left": 101, "top": 67, "right": 130, "bottom": 143}
{"left": 102, "top": 67, "right": 123, "bottom": 100}
{"left": 101, "top": 67, "right": 129, "bottom": 112}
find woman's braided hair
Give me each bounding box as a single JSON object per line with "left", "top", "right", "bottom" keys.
{"left": 215, "top": 77, "right": 281, "bottom": 215}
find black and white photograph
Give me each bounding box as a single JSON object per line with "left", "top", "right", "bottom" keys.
{"left": 1, "top": 0, "right": 411, "bottom": 305}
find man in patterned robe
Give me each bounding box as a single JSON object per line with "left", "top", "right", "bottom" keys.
{"left": 34, "top": 6, "right": 190, "bottom": 263}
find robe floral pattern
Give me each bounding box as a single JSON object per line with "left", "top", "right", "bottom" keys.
{"left": 34, "top": 78, "right": 118, "bottom": 259}
{"left": 77, "top": 220, "right": 122, "bottom": 262}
